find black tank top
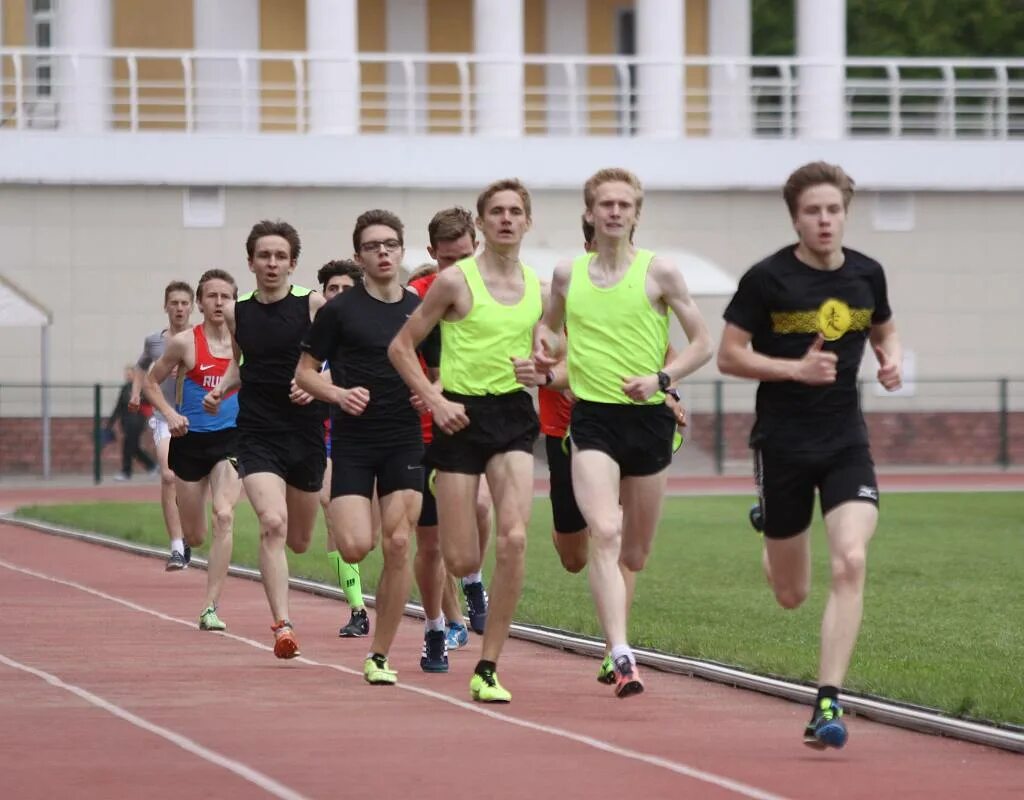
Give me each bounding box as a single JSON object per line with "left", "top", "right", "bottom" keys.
{"left": 234, "top": 285, "right": 326, "bottom": 433}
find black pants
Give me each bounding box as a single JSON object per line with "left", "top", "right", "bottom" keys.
{"left": 121, "top": 414, "right": 156, "bottom": 476}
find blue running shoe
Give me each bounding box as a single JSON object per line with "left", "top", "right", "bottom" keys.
{"left": 804, "top": 698, "right": 848, "bottom": 749}
{"left": 462, "top": 580, "right": 488, "bottom": 635}
{"left": 446, "top": 621, "right": 470, "bottom": 651}
{"left": 420, "top": 629, "right": 449, "bottom": 673}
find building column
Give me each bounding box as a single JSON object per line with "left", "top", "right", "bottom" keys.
{"left": 386, "top": 0, "right": 427, "bottom": 133}
{"left": 709, "top": 0, "right": 751, "bottom": 137}
{"left": 307, "top": 0, "right": 359, "bottom": 134}
{"left": 797, "top": 0, "right": 846, "bottom": 139}
{"left": 56, "top": 0, "right": 112, "bottom": 132}
{"left": 636, "top": 0, "right": 684, "bottom": 137}
{"left": 474, "top": 0, "right": 523, "bottom": 136}
{"left": 544, "top": 0, "right": 587, "bottom": 135}
{"left": 193, "top": 0, "right": 260, "bottom": 131}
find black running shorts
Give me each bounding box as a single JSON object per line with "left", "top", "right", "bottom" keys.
{"left": 331, "top": 442, "right": 424, "bottom": 500}
{"left": 428, "top": 390, "right": 539, "bottom": 476}
{"left": 753, "top": 445, "right": 879, "bottom": 540}
{"left": 235, "top": 426, "right": 326, "bottom": 493}
{"left": 545, "top": 434, "right": 586, "bottom": 534}
{"left": 569, "top": 400, "right": 675, "bottom": 478}
{"left": 418, "top": 454, "right": 439, "bottom": 527}
{"left": 168, "top": 428, "right": 237, "bottom": 483}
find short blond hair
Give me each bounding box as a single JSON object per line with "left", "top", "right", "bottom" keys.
{"left": 583, "top": 167, "right": 644, "bottom": 214}
{"left": 783, "top": 161, "right": 855, "bottom": 218}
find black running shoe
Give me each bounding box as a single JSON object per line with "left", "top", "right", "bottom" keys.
{"left": 338, "top": 607, "right": 370, "bottom": 638}
{"left": 420, "top": 629, "right": 449, "bottom": 673}
{"left": 165, "top": 550, "right": 187, "bottom": 571}
{"left": 183, "top": 543, "right": 192, "bottom": 565}
{"left": 462, "top": 580, "right": 488, "bottom": 635}
{"left": 749, "top": 502, "right": 765, "bottom": 533}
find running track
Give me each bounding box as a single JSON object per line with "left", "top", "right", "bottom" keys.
{"left": 1, "top": 478, "right": 1022, "bottom": 799}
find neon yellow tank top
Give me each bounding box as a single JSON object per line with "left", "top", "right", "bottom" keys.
{"left": 566, "top": 249, "right": 668, "bottom": 404}
{"left": 440, "top": 257, "right": 542, "bottom": 396}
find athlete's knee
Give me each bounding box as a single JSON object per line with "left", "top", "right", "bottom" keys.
{"left": 587, "top": 516, "right": 620, "bottom": 550}
{"left": 619, "top": 545, "right": 650, "bottom": 573}
{"left": 444, "top": 554, "right": 478, "bottom": 579}
{"left": 416, "top": 529, "right": 441, "bottom": 558}
{"left": 257, "top": 508, "right": 287, "bottom": 540}
{"left": 558, "top": 549, "right": 587, "bottom": 573}
{"left": 211, "top": 506, "right": 234, "bottom": 533}
{"left": 184, "top": 528, "right": 206, "bottom": 548}
{"left": 831, "top": 546, "right": 868, "bottom": 587}
{"left": 495, "top": 526, "right": 526, "bottom": 564}
{"left": 382, "top": 529, "right": 411, "bottom": 564}
{"left": 773, "top": 583, "right": 809, "bottom": 610}
{"left": 160, "top": 467, "right": 176, "bottom": 486}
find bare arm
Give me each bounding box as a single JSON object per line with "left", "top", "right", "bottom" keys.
{"left": 717, "top": 323, "right": 837, "bottom": 385}
{"left": 143, "top": 333, "right": 191, "bottom": 436}
{"left": 293, "top": 353, "right": 369, "bottom": 416}
{"left": 203, "top": 302, "right": 239, "bottom": 414}
{"left": 533, "top": 260, "right": 571, "bottom": 368}
{"left": 388, "top": 269, "right": 469, "bottom": 433}
{"left": 129, "top": 367, "right": 145, "bottom": 413}
{"left": 869, "top": 318, "right": 903, "bottom": 391}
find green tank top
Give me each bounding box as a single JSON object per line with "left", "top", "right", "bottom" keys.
{"left": 440, "top": 257, "right": 542, "bottom": 396}
{"left": 566, "top": 249, "right": 668, "bottom": 404}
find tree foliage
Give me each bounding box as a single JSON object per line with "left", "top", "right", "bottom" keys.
{"left": 752, "top": 0, "right": 1024, "bottom": 57}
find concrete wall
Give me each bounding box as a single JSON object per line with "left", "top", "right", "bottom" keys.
{"left": 1, "top": 184, "right": 1022, "bottom": 407}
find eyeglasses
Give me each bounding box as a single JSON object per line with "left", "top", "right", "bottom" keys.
{"left": 359, "top": 239, "right": 403, "bottom": 254}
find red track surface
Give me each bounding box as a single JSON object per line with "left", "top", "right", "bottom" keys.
{"left": 2, "top": 477, "right": 1022, "bottom": 800}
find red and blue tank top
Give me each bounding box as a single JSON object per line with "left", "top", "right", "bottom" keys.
{"left": 177, "top": 324, "right": 238, "bottom": 433}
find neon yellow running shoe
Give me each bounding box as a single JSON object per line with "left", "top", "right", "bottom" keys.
{"left": 597, "top": 655, "right": 616, "bottom": 684}
{"left": 198, "top": 606, "right": 226, "bottom": 631}
{"left": 470, "top": 670, "right": 511, "bottom": 703}
{"left": 364, "top": 654, "right": 398, "bottom": 685}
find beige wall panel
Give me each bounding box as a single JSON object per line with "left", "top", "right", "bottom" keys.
{"left": 3, "top": 0, "right": 26, "bottom": 45}
{"left": 523, "top": 0, "right": 546, "bottom": 134}
{"left": 111, "top": 0, "right": 192, "bottom": 130}
{"left": 685, "top": 0, "right": 707, "bottom": 134}
{"left": 359, "top": 0, "right": 387, "bottom": 132}
{"left": 426, "top": 0, "right": 471, "bottom": 133}
{"left": 586, "top": 0, "right": 631, "bottom": 134}
{"left": 260, "top": 0, "right": 305, "bottom": 131}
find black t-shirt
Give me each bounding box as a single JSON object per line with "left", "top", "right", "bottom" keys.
{"left": 723, "top": 245, "right": 892, "bottom": 452}
{"left": 234, "top": 286, "right": 327, "bottom": 433}
{"left": 302, "top": 283, "right": 438, "bottom": 448}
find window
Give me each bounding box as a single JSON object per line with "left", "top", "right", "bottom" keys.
{"left": 615, "top": 9, "right": 637, "bottom": 135}
{"left": 28, "top": 0, "right": 55, "bottom": 98}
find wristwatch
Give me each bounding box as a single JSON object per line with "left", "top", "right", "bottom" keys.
{"left": 656, "top": 370, "right": 671, "bottom": 392}
{"left": 666, "top": 387, "right": 681, "bottom": 402}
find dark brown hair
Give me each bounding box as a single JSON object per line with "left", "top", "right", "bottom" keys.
{"left": 245, "top": 219, "right": 301, "bottom": 261}
{"left": 783, "top": 161, "right": 855, "bottom": 218}
{"left": 163, "top": 281, "right": 194, "bottom": 305}
{"left": 428, "top": 206, "right": 476, "bottom": 248}
{"left": 352, "top": 209, "right": 404, "bottom": 254}
{"left": 317, "top": 259, "right": 363, "bottom": 289}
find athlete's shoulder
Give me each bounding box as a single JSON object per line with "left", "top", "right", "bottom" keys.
{"left": 237, "top": 290, "right": 256, "bottom": 303}
{"left": 409, "top": 271, "right": 439, "bottom": 297}
{"left": 842, "top": 247, "right": 885, "bottom": 274}
{"left": 289, "top": 285, "right": 313, "bottom": 297}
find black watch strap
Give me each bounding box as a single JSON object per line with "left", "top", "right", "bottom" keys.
{"left": 657, "top": 370, "right": 671, "bottom": 392}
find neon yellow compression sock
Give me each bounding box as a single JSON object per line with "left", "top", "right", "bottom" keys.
{"left": 327, "top": 550, "right": 364, "bottom": 609}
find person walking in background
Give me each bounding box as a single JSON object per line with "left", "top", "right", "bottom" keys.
{"left": 106, "top": 364, "right": 158, "bottom": 481}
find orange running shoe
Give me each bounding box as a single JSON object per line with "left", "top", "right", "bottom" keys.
{"left": 613, "top": 655, "right": 644, "bottom": 698}
{"left": 271, "top": 620, "right": 301, "bottom": 659}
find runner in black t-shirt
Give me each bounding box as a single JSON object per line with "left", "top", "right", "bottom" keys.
{"left": 718, "top": 162, "right": 903, "bottom": 751}
{"left": 204, "top": 219, "right": 326, "bottom": 661}
{"left": 295, "top": 209, "right": 439, "bottom": 685}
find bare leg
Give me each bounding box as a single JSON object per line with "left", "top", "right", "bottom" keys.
{"left": 370, "top": 490, "right": 420, "bottom": 657}
{"left": 156, "top": 436, "right": 184, "bottom": 544}
{"left": 415, "top": 523, "right": 446, "bottom": 621}
{"left": 244, "top": 473, "right": 291, "bottom": 622}
{"left": 204, "top": 459, "right": 241, "bottom": 610}
{"left": 819, "top": 501, "right": 877, "bottom": 686}
{"left": 285, "top": 484, "right": 320, "bottom": 554}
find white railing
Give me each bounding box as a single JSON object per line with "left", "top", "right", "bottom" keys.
{"left": 1, "top": 48, "right": 1023, "bottom": 139}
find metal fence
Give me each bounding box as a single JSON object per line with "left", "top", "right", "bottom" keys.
{"left": 1, "top": 378, "right": 1021, "bottom": 483}
{"left": 2, "top": 48, "right": 1023, "bottom": 138}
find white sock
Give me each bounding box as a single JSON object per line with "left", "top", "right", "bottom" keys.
{"left": 170, "top": 538, "right": 184, "bottom": 555}
{"left": 462, "top": 571, "right": 482, "bottom": 585}
{"left": 610, "top": 644, "right": 634, "bottom": 665}
{"left": 425, "top": 616, "right": 445, "bottom": 632}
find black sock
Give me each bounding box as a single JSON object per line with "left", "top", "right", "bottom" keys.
{"left": 371, "top": 652, "right": 387, "bottom": 667}
{"left": 816, "top": 685, "right": 840, "bottom": 707}
{"left": 475, "top": 659, "right": 497, "bottom": 676}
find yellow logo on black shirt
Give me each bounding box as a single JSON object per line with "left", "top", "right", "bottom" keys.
{"left": 817, "top": 298, "right": 851, "bottom": 341}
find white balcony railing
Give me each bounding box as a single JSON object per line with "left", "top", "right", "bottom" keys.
{"left": 2, "top": 48, "right": 1023, "bottom": 139}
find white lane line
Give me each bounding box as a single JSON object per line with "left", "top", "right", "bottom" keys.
{"left": 0, "top": 651, "right": 311, "bottom": 800}
{"left": 0, "top": 558, "right": 790, "bottom": 800}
